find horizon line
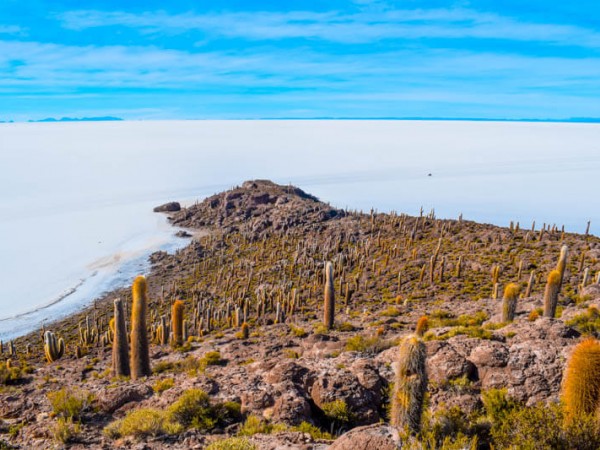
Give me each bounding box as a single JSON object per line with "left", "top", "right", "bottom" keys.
{"left": 3, "top": 116, "right": 600, "bottom": 124}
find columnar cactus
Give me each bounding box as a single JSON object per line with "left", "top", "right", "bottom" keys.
{"left": 562, "top": 338, "right": 600, "bottom": 423}
{"left": 391, "top": 323, "right": 428, "bottom": 435}
{"left": 501, "top": 283, "right": 520, "bottom": 322}
{"left": 157, "top": 315, "right": 170, "bottom": 345}
{"left": 44, "top": 331, "right": 65, "bottom": 363}
{"left": 79, "top": 315, "right": 97, "bottom": 346}
{"left": 130, "top": 275, "right": 151, "bottom": 379}
{"left": 543, "top": 270, "right": 562, "bottom": 318}
{"left": 556, "top": 245, "right": 568, "bottom": 288}
{"left": 323, "top": 261, "right": 335, "bottom": 329}
{"left": 171, "top": 300, "right": 184, "bottom": 347}
{"left": 524, "top": 270, "right": 535, "bottom": 297}
{"left": 241, "top": 322, "right": 249, "bottom": 340}
{"left": 112, "top": 298, "right": 130, "bottom": 377}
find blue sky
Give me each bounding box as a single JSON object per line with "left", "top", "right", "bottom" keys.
{"left": 2, "top": 0, "right": 600, "bottom": 121}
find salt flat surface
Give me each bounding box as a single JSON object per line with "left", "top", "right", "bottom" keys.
{"left": 1, "top": 120, "right": 599, "bottom": 338}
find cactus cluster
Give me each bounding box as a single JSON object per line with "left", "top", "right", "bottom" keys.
{"left": 44, "top": 331, "right": 65, "bottom": 363}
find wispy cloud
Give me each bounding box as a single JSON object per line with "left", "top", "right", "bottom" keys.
{"left": 0, "top": 25, "right": 23, "bottom": 35}
{"left": 3, "top": 3, "right": 600, "bottom": 119}
{"left": 1, "top": 37, "right": 599, "bottom": 97}
{"left": 56, "top": 8, "right": 600, "bottom": 48}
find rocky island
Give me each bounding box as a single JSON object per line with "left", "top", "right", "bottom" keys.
{"left": 2, "top": 180, "right": 600, "bottom": 449}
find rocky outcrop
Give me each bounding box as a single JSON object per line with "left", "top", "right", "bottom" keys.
{"left": 168, "top": 179, "right": 344, "bottom": 233}
{"left": 154, "top": 201, "right": 181, "bottom": 212}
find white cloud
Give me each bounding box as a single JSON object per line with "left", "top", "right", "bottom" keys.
{"left": 55, "top": 8, "right": 600, "bottom": 48}
{"left": 1, "top": 37, "right": 599, "bottom": 98}
{"left": 0, "top": 25, "right": 22, "bottom": 35}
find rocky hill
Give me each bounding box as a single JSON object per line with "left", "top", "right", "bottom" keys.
{"left": 3, "top": 180, "right": 600, "bottom": 449}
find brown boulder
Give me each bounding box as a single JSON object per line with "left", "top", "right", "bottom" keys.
{"left": 328, "top": 424, "right": 401, "bottom": 450}
{"left": 153, "top": 201, "right": 181, "bottom": 212}
{"left": 97, "top": 384, "right": 153, "bottom": 414}
{"left": 310, "top": 369, "right": 380, "bottom": 426}
{"left": 427, "top": 341, "right": 477, "bottom": 383}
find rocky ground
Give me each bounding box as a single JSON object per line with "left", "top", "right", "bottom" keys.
{"left": 2, "top": 179, "right": 600, "bottom": 449}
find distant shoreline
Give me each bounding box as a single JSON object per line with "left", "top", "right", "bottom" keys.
{"left": 3, "top": 117, "right": 600, "bottom": 124}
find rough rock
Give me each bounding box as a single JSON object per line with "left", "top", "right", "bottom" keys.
{"left": 309, "top": 368, "right": 380, "bottom": 426}
{"left": 154, "top": 201, "right": 181, "bottom": 212}
{"left": 97, "top": 383, "right": 153, "bottom": 414}
{"left": 427, "top": 341, "right": 477, "bottom": 383}
{"left": 328, "top": 424, "right": 401, "bottom": 450}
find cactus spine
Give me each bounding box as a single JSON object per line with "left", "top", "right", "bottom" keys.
{"left": 543, "top": 270, "right": 562, "bottom": 318}
{"left": 562, "top": 338, "right": 600, "bottom": 423}
{"left": 112, "top": 298, "right": 130, "bottom": 377}
{"left": 171, "top": 300, "right": 184, "bottom": 347}
{"left": 323, "top": 261, "right": 335, "bottom": 330}
{"left": 130, "top": 275, "right": 151, "bottom": 379}
{"left": 501, "top": 283, "right": 520, "bottom": 322}
{"left": 391, "top": 322, "right": 428, "bottom": 435}
{"left": 44, "top": 331, "right": 65, "bottom": 363}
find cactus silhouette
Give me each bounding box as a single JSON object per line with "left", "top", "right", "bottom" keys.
{"left": 323, "top": 261, "right": 335, "bottom": 329}
{"left": 171, "top": 300, "right": 184, "bottom": 347}
{"left": 112, "top": 298, "right": 130, "bottom": 377}
{"left": 130, "top": 276, "right": 151, "bottom": 379}
{"left": 543, "top": 270, "right": 562, "bottom": 318}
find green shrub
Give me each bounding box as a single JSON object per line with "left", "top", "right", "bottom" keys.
{"left": 481, "top": 388, "right": 519, "bottom": 423}
{"left": 47, "top": 388, "right": 94, "bottom": 421}
{"left": 337, "top": 322, "right": 355, "bottom": 332}
{"left": 152, "top": 377, "right": 174, "bottom": 394}
{"left": 51, "top": 418, "right": 80, "bottom": 444}
{"left": 566, "top": 306, "right": 600, "bottom": 335}
{"left": 238, "top": 415, "right": 287, "bottom": 436}
{"left": 0, "top": 365, "right": 22, "bottom": 385}
{"left": 344, "top": 335, "right": 390, "bottom": 355}
{"left": 289, "top": 324, "right": 308, "bottom": 337}
{"left": 103, "top": 408, "right": 181, "bottom": 439}
{"left": 167, "top": 389, "right": 215, "bottom": 430}
{"left": 199, "top": 351, "right": 223, "bottom": 369}
{"left": 292, "top": 421, "right": 333, "bottom": 440}
{"left": 206, "top": 437, "right": 257, "bottom": 450}
{"left": 321, "top": 399, "right": 354, "bottom": 427}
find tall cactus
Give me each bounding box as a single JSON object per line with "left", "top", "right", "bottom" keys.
{"left": 562, "top": 338, "right": 600, "bottom": 423}
{"left": 501, "top": 283, "right": 520, "bottom": 322}
{"left": 543, "top": 270, "right": 562, "bottom": 318}
{"left": 112, "top": 298, "right": 130, "bottom": 377}
{"left": 171, "top": 300, "right": 184, "bottom": 347}
{"left": 130, "top": 275, "right": 151, "bottom": 379}
{"left": 556, "top": 245, "right": 568, "bottom": 288}
{"left": 391, "top": 323, "right": 428, "bottom": 435}
{"left": 44, "top": 331, "right": 65, "bottom": 363}
{"left": 323, "top": 261, "right": 335, "bottom": 329}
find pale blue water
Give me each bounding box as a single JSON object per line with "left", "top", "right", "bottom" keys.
{"left": 1, "top": 120, "right": 599, "bottom": 339}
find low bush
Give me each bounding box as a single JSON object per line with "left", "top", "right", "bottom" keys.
{"left": 47, "top": 388, "right": 94, "bottom": 421}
